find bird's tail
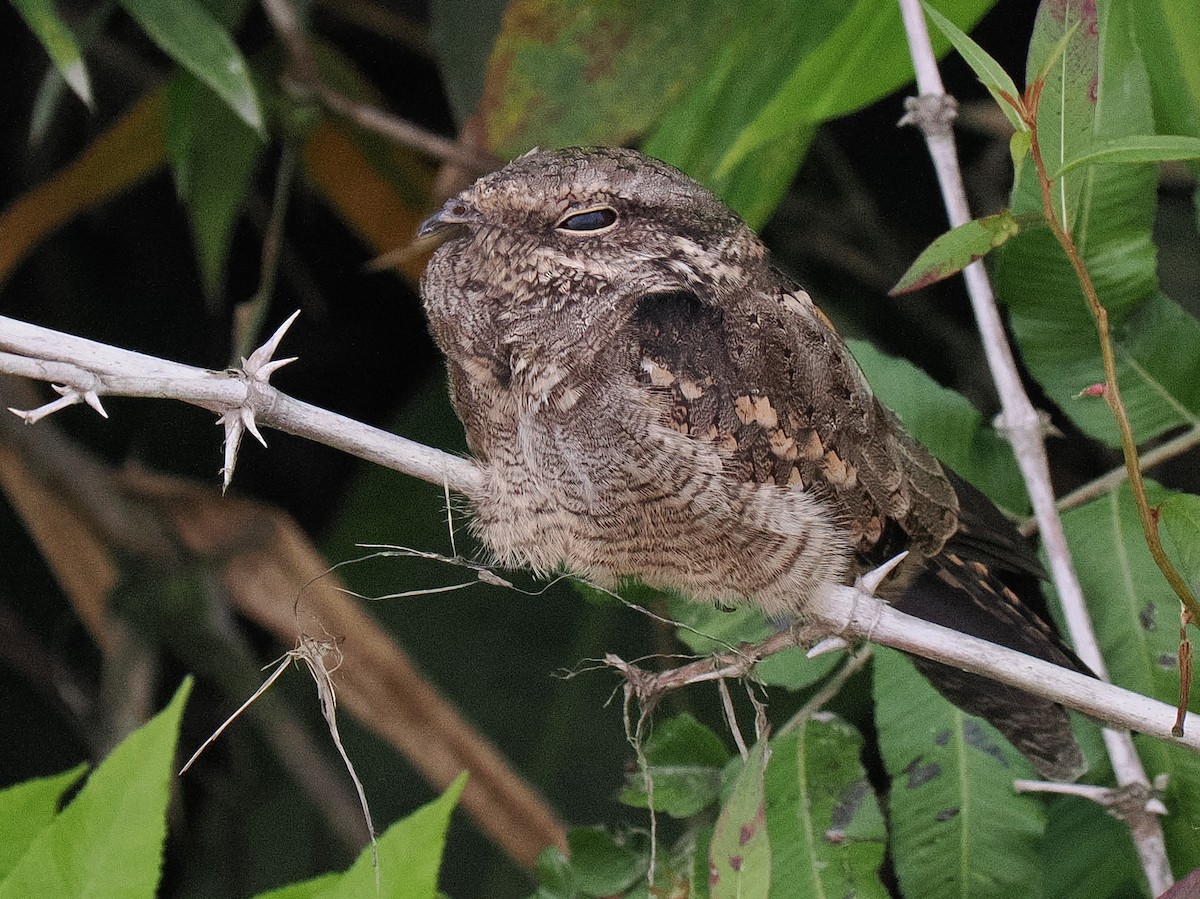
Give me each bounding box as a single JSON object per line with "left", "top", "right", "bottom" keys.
{"left": 894, "top": 551, "right": 1088, "bottom": 782}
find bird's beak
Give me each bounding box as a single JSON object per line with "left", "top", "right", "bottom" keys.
{"left": 368, "top": 199, "right": 481, "bottom": 273}
{"left": 418, "top": 198, "right": 481, "bottom": 239}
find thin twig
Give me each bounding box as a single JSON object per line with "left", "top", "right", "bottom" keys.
{"left": 718, "top": 678, "right": 749, "bottom": 760}
{"left": 1014, "top": 777, "right": 1168, "bottom": 817}
{"left": 1021, "top": 424, "right": 1200, "bottom": 535}
{"left": 259, "top": 0, "right": 500, "bottom": 174}
{"left": 894, "top": 0, "right": 1172, "bottom": 892}
{"left": 777, "top": 647, "right": 874, "bottom": 737}
{"left": 183, "top": 635, "right": 380, "bottom": 881}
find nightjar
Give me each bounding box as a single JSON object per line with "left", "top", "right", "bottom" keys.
{"left": 418, "top": 146, "right": 1086, "bottom": 781}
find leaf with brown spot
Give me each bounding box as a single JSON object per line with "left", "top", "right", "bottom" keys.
{"left": 874, "top": 648, "right": 1048, "bottom": 896}
{"left": 709, "top": 740, "right": 770, "bottom": 898}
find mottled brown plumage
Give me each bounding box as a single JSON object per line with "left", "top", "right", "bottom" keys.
{"left": 419, "top": 146, "right": 1086, "bottom": 780}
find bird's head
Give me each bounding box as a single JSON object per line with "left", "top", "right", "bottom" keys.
{"left": 419, "top": 147, "right": 767, "bottom": 401}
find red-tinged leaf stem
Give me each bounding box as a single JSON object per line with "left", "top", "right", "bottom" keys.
{"left": 1021, "top": 81, "right": 1200, "bottom": 631}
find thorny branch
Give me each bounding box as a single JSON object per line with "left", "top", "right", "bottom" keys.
{"left": 0, "top": 312, "right": 481, "bottom": 497}
{"left": 2, "top": 307, "right": 1196, "bottom": 756}
{"left": 895, "top": 0, "right": 1172, "bottom": 892}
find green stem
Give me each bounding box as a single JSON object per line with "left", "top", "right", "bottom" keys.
{"left": 1025, "top": 89, "right": 1200, "bottom": 628}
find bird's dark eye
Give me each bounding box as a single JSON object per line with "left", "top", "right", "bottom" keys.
{"left": 556, "top": 207, "right": 618, "bottom": 232}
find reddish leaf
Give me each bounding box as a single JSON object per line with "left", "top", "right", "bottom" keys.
{"left": 891, "top": 211, "right": 1021, "bottom": 295}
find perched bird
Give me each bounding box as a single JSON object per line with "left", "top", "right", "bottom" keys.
{"left": 418, "top": 146, "right": 1086, "bottom": 781}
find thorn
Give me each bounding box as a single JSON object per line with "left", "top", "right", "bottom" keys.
{"left": 807, "top": 636, "right": 849, "bottom": 658}
{"left": 218, "top": 409, "right": 244, "bottom": 494}
{"left": 255, "top": 356, "right": 298, "bottom": 379}
{"left": 244, "top": 310, "right": 301, "bottom": 374}
{"left": 858, "top": 551, "right": 908, "bottom": 596}
{"left": 215, "top": 313, "right": 300, "bottom": 491}
{"left": 241, "top": 406, "right": 267, "bottom": 448}
{"left": 82, "top": 390, "right": 108, "bottom": 418}
{"left": 7, "top": 383, "right": 107, "bottom": 423}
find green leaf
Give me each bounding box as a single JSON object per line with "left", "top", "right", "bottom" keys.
{"left": 874, "top": 649, "right": 1047, "bottom": 898}
{"left": 1040, "top": 794, "right": 1143, "bottom": 899}
{"left": 565, "top": 827, "right": 645, "bottom": 895}
{"left": 849, "top": 340, "right": 1029, "bottom": 513}
{"left": 312, "top": 771, "right": 466, "bottom": 899}
{"left": 1029, "top": 22, "right": 1080, "bottom": 98}
{"left": 1059, "top": 482, "right": 1200, "bottom": 872}
{"left": 995, "top": 0, "right": 1200, "bottom": 446}
{"left": 252, "top": 776, "right": 468, "bottom": 898}
{"left": 530, "top": 845, "right": 574, "bottom": 898}
{"left": 165, "top": 70, "right": 265, "bottom": 300}
{"left": 765, "top": 717, "right": 887, "bottom": 898}
{"left": 478, "top": 0, "right": 733, "bottom": 158}
{"left": 0, "top": 679, "right": 192, "bottom": 899}
{"left": 718, "top": 0, "right": 995, "bottom": 173}
{"left": 0, "top": 765, "right": 88, "bottom": 879}
{"left": 1163, "top": 493, "right": 1200, "bottom": 593}
{"left": 709, "top": 741, "right": 771, "bottom": 899}
{"left": 12, "top": 0, "right": 93, "bottom": 106}
{"left": 1010, "top": 128, "right": 1032, "bottom": 191}
{"left": 620, "top": 712, "right": 731, "bottom": 817}
{"left": 117, "top": 0, "right": 263, "bottom": 134}
{"left": 1053, "top": 134, "right": 1200, "bottom": 175}
{"left": 921, "top": 1, "right": 1024, "bottom": 129}
{"left": 1133, "top": 0, "right": 1200, "bottom": 178}
{"left": 1062, "top": 482, "right": 1181, "bottom": 706}
{"left": 642, "top": 0, "right": 846, "bottom": 227}
{"left": 891, "top": 211, "right": 1022, "bottom": 294}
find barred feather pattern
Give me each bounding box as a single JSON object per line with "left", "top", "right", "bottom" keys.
{"left": 419, "top": 146, "right": 1086, "bottom": 781}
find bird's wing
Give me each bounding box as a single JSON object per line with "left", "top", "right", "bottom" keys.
{"left": 630, "top": 285, "right": 959, "bottom": 561}
{"left": 630, "top": 282, "right": 1088, "bottom": 780}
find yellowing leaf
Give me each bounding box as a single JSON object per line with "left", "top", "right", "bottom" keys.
{"left": 0, "top": 90, "right": 166, "bottom": 286}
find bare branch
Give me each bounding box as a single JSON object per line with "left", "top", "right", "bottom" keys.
{"left": 0, "top": 313, "right": 482, "bottom": 497}
{"left": 3, "top": 308, "right": 1194, "bottom": 882}
{"left": 894, "top": 0, "right": 1171, "bottom": 890}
